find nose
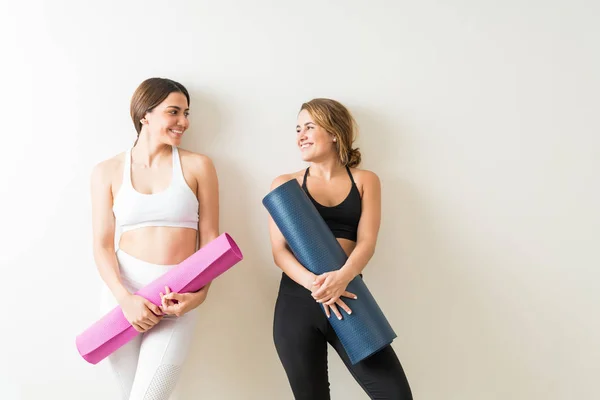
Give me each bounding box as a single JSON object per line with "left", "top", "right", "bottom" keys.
{"left": 297, "top": 127, "right": 307, "bottom": 141}
{"left": 178, "top": 114, "right": 189, "bottom": 129}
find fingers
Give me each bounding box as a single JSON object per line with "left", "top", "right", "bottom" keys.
{"left": 164, "top": 292, "right": 184, "bottom": 302}
{"left": 342, "top": 291, "right": 358, "bottom": 300}
{"left": 160, "top": 291, "right": 173, "bottom": 309}
{"left": 329, "top": 303, "right": 343, "bottom": 320}
{"left": 313, "top": 289, "right": 330, "bottom": 302}
{"left": 321, "top": 301, "right": 351, "bottom": 320}
{"left": 124, "top": 295, "right": 164, "bottom": 332}
{"left": 145, "top": 300, "right": 163, "bottom": 316}
{"left": 164, "top": 286, "right": 185, "bottom": 303}
{"left": 315, "top": 295, "right": 332, "bottom": 304}
{"left": 161, "top": 287, "right": 180, "bottom": 315}
{"left": 138, "top": 299, "right": 161, "bottom": 325}
{"left": 164, "top": 286, "right": 174, "bottom": 303}
{"left": 162, "top": 302, "right": 179, "bottom": 315}
{"left": 145, "top": 310, "right": 161, "bottom": 325}
{"left": 136, "top": 320, "right": 152, "bottom": 331}
{"left": 134, "top": 310, "right": 160, "bottom": 327}
{"left": 336, "top": 299, "right": 352, "bottom": 315}
{"left": 314, "top": 273, "right": 328, "bottom": 286}
{"left": 160, "top": 290, "right": 183, "bottom": 316}
{"left": 314, "top": 289, "right": 350, "bottom": 304}
{"left": 312, "top": 286, "right": 326, "bottom": 299}
{"left": 160, "top": 298, "right": 176, "bottom": 316}
{"left": 325, "top": 296, "right": 339, "bottom": 306}
{"left": 161, "top": 304, "right": 175, "bottom": 316}
{"left": 312, "top": 275, "right": 331, "bottom": 298}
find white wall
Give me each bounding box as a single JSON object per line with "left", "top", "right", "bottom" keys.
{"left": 1, "top": 0, "right": 598, "bottom": 399}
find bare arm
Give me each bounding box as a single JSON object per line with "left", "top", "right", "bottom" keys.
{"left": 196, "top": 155, "right": 220, "bottom": 249}
{"left": 339, "top": 170, "right": 382, "bottom": 279}
{"left": 170, "top": 154, "right": 219, "bottom": 308}
{"left": 268, "top": 175, "right": 316, "bottom": 290}
{"left": 194, "top": 155, "right": 219, "bottom": 294}
{"left": 90, "top": 161, "right": 129, "bottom": 303}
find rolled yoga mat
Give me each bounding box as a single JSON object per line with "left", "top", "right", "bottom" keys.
{"left": 76, "top": 233, "right": 243, "bottom": 365}
{"left": 263, "top": 179, "right": 396, "bottom": 364}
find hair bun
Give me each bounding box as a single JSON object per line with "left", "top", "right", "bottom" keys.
{"left": 347, "top": 148, "right": 361, "bottom": 168}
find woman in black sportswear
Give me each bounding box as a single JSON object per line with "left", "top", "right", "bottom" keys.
{"left": 268, "top": 98, "right": 413, "bottom": 400}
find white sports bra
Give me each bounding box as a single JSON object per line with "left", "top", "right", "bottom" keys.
{"left": 113, "top": 146, "right": 199, "bottom": 233}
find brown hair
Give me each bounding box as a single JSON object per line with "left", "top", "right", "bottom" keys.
{"left": 300, "top": 98, "right": 361, "bottom": 167}
{"left": 130, "top": 78, "right": 190, "bottom": 146}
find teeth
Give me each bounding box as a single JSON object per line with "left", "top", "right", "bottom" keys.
{"left": 301, "top": 143, "right": 312, "bottom": 148}
{"left": 170, "top": 129, "right": 183, "bottom": 134}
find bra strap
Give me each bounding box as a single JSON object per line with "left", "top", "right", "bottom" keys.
{"left": 302, "top": 167, "right": 310, "bottom": 188}
{"left": 122, "top": 148, "right": 132, "bottom": 187}
{"left": 346, "top": 166, "right": 356, "bottom": 186}
{"left": 171, "top": 146, "right": 184, "bottom": 183}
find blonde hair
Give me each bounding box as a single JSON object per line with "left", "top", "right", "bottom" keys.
{"left": 300, "top": 98, "right": 361, "bottom": 167}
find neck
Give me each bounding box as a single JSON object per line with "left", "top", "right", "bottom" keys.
{"left": 308, "top": 158, "right": 345, "bottom": 181}
{"left": 132, "top": 132, "right": 172, "bottom": 167}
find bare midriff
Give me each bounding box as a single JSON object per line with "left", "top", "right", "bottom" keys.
{"left": 119, "top": 226, "right": 197, "bottom": 265}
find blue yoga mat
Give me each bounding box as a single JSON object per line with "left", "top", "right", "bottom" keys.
{"left": 263, "top": 178, "right": 396, "bottom": 364}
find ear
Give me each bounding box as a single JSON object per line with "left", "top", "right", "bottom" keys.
{"left": 140, "top": 110, "right": 152, "bottom": 125}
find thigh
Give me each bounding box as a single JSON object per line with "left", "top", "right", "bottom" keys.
{"left": 106, "top": 335, "right": 143, "bottom": 399}
{"left": 329, "top": 333, "right": 413, "bottom": 400}
{"left": 100, "top": 284, "right": 143, "bottom": 398}
{"left": 273, "top": 293, "right": 331, "bottom": 400}
{"left": 128, "top": 310, "right": 200, "bottom": 400}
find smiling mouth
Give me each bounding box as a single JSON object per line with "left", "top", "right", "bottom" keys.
{"left": 300, "top": 143, "right": 313, "bottom": 149}
{"left": 169, "top": 129, "right": 184, "bottom": 136}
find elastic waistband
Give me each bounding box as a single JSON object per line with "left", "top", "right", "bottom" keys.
{"left": 278, "top": 272, "right": 313, "bottom": 298}
{"left": 116, "top": 249, "right": 178, "bottom": 290}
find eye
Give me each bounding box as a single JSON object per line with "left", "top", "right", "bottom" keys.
{"left": 169, "top": 110, "right": 177, "bottom": 115}
{"left": 184, "top": 111, "right": 190, "bottom": 117}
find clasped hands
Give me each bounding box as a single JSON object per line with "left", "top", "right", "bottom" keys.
{"left": 119, "top": 286, "right": 207, "bottom": 333}
{"left": 309, "top": 269, "right": 357, "bottom": 320}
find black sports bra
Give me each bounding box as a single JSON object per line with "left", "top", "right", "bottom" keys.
{"left": 302, "top": 167, "right": 361, "bottom": 242}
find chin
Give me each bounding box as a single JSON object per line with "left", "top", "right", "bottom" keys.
{"left": 164, "top": 137, "right": 181, "bottom": 146}
{"left": 300, "top": 153, "right": 313, "bottom": 162}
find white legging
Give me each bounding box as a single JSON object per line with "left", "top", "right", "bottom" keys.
{"left": 100, "top": 249, "right": 199, "bottom": 400}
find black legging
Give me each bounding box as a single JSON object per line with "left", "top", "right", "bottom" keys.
{"left": 273, "top": 273, "right": 413, "bottom": 400}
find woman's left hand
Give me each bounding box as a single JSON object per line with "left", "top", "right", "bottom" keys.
{"left": 311, "top": 270, "right": 354, "bottom": 305}
{"left": 160, "top": 286, "right": 207, "bottom": 317}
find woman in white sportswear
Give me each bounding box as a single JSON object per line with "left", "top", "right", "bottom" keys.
{"left": 91, "top": 77, "right": 219, "bottom": 399}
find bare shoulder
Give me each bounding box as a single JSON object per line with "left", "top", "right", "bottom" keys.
{"left": 271, "top": 169, "right": 305, "bottom": 190}
{"left": 178, "top": 148, "right": 215, "bottom": 175}
{"left": 350, "top": 168, "right": 380, "bottom": 183}
{"left": 349, "top": 168, "right": 380, "bottom": 196}
{"left": 91, "top": 152, "right": 125, "bottom": 186}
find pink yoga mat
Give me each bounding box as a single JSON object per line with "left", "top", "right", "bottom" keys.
{"left": 76, "top": 233, "right": 243, "bottom": 364}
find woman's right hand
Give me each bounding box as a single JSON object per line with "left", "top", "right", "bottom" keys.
{"left": 309, "top": 279, "right": 355, "bottom": 320}
{"left": 118, "top": 294, "right": 163, "bottom": 332}
{"left": 321, "top": 295, "right": 355, "bottom": 320}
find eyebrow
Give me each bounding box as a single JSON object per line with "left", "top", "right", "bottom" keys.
{"left": 166, "top": 105, "right": 190, "bottom": 111}
{"left": 296, "top": 122, "right": 315, "bottom": 128}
